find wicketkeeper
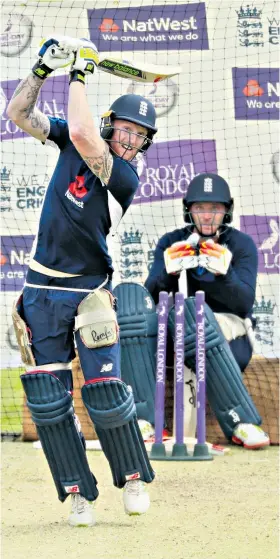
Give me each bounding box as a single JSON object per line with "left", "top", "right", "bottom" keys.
{"left": 145, "top": 172, "right": 270, "bottom": 450}
{"left": 8, "top": 36, "right": 157, "bottom": 527}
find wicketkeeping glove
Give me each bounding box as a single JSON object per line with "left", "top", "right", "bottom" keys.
{"left": 164, "top": 241, "right": 199, "bottom": 274}
{"left": 198, "top": 239, "right": 232, "bottom": 275}
{"left": 32, "top": 37, "right": 74, "bottom": 80}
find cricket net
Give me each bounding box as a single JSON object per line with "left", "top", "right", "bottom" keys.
{"left": 1, "top": 0, "right": 279, "bottom": 440}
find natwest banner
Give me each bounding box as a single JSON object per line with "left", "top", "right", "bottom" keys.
{"left": 132, "top": 139, "right": 217, "bottom": 204}
{"left": 232, "top": 68, "right": 279, "bottom": 120}
{"left": 0, "top": 235, "right": 34, "bottom": 290}
{"left": 88, "top": 3, "right": 209, "bottom": 51}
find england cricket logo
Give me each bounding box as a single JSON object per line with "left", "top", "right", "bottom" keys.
{"left": 253, "top": 296, "right": 276, "bottom": 348}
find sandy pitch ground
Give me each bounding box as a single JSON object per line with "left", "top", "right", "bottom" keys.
{"left": 1, "top": 442, "right": 279, "bottom": 559}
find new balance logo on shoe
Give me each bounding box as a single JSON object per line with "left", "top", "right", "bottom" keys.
{"left": 125, "top": 472, "right": 141, "bottom": 481}
{"left": 100, "top": 363, "right": 113, "bottom": 373}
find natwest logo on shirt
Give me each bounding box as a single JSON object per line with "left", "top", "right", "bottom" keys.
{"left": 69, "top": 176, "right": 87, "bottom": 198}
{"left": 88, "top": 3, "right": 209, "bottom": 52}
{"left": 65, "top": 175, "right": 87, "bottom": 208}
{"left": 232, "top": 68, "right": 279, "bottom": 120}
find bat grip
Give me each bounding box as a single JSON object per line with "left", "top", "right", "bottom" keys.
{"left": 178, "top": 271, "right": 188, "bottom": 299}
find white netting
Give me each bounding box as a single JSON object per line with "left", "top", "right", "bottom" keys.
{"left": 1, "top": 0, "right": 279, "bottom": 436}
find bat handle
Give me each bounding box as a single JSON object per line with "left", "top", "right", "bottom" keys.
{"left": 178, "top": 270, "right": 188, "bottom": 299}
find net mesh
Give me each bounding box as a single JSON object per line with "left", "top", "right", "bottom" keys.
{"left": 1, "top": 0, "right": 279, "bottom": 439}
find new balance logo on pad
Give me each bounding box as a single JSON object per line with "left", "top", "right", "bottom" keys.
{"left": 100, "top": 363, "right": 113, "bottom": 373}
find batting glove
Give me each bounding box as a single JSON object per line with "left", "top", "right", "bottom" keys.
{"left": 164, "top": 241, "right": 199, "bottom": 275}
{"left": 57, "top": 37, "right": 99, "bottom": 84}
{"left": 32, "top": 37, "right": 74, "bottom": 80}
{"left": 198, "top": 239, "right": 232, "bottom": 275}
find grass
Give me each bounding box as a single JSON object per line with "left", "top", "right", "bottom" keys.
{"left": 1, "top": 368, "right": 24, "bottom": 435}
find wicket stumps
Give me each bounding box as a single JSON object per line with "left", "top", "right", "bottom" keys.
{"left": 150, "top": 290, "right": 213, "bottom": 461}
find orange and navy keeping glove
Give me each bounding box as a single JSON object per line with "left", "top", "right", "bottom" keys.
{"left": 198, "top": 239, "right": 232, "bottom": 275}
{"left": 164, "top": 240, "right": 199, "bottom": 274}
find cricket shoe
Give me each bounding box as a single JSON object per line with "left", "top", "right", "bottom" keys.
{"left": 68, "top": 494, "right": 96, "bottom": 527}
{"left": 123, "top": 480, "right": 150, "bottom": 516}
{"left": 232, "top": 423, "right": 270, "bottom": 450}
{"left": 138, "top": 420, "right": 155, "bottom": 441}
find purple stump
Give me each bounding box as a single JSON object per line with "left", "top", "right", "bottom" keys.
{"left": 154, "top": 291, "right": 169, "bottom": 445}
{"left": 195, "top": 291, "right": 206, "bottom": 445}
{"left": 175, "top": 292, "right": 185, "bottom": 445}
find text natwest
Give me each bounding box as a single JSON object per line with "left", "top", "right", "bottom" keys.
{"left": 123, "top": 17, "right": 198, "bottom": 32}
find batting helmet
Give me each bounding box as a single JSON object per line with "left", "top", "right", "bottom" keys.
{"left": 183, "top": 173, "right": 234, "bottom": 225}
{"left": 100, "top": 94, "right": 157, "bottom": 152}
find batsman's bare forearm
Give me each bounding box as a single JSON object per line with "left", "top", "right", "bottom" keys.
{"left": 68, "top": 81, "right": 113, "bottom": 185}
{"left": 7, "top": 73, "right": 50, "bottom": 141}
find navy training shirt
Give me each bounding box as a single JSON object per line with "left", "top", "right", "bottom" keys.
{"left": 145, "top": 226, "right": 258, "bottom": 319}
{"left": 28, "top": 117, "right": 139, "bottom": 283}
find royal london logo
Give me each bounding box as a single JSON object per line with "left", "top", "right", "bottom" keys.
{"left": 65, "top": 176, "right": 87, "bottom": 208}
{"left": 0, "top": 87, "right": 7, "bottom": 118}
{"left": 240, "top": 215, "right": 279, "bottom": 273}
{"left": 258, "top": 218, "right": 279, "bottom": 271}
{"left": 258, "top": 218, "right": 279, "bottom": 254}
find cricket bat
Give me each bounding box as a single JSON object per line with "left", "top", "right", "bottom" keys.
{"left": 54, "top": 38, "right": 181, "bottom": 83}
{"left": 98, "top": 56, "right": 181, "bottom": 83}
